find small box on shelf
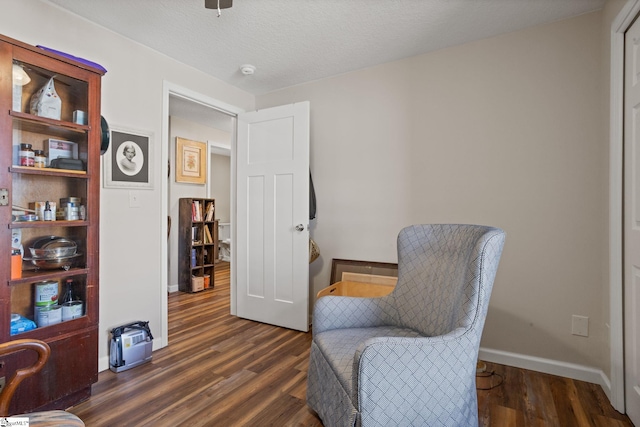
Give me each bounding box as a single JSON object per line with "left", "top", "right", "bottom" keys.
{"left": 46, "top": 139, "right": 78, "bottom": 166}
{"left": 191, "top": 276, "right": 204, "bottom": 292}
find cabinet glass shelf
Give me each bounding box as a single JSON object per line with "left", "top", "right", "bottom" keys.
{"left": 10, "top": 166, "right": 87, "bottom": 177}
{"left": 10, "top": 220, "right": 89, "bottom": 229}
{"left": 10, "top": 110, "right": 89, "bottom": 137}
{"left": 8, "top": 267, "right": 89, "bottom": 287}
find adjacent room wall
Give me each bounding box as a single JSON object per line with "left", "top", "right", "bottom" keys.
{"left": 168, "top": 117, "right": 231, "bottom": 292}
{"left": 210, "top": 153, "right": 231, "bottom": 223}
{"left": 257, "top": 11, "right": 609, "bottom": 375}
{"left": 2, "top": 0, "right": 254, "bottom": 370}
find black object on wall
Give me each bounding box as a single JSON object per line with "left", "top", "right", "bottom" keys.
{"left": 310, "top": 171, "right": 317, "bottom": 220}
{"left": 100, "top": 116, "right": 110, "bottom": 155}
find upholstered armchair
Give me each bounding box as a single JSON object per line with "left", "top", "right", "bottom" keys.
{"left": 307, "top": 224, "right": 506, "bottom": 427}
{"left": 0, "top": 339, "right": 85, "bottom": 426}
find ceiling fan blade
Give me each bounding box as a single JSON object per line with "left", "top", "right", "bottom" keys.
{"left": 205, "top": 0, "right": 233, "bottom": 9}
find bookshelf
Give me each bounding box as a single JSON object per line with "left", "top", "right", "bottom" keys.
{"left": 178, "top": 198, "right": 217, "bottom": 292}
{"left": 0, "top": 34, "right": 104, "bottom": 412}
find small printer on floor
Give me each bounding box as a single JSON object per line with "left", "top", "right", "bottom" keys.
{"left": 109, "top": 320, "right": 153, "bottom": 373}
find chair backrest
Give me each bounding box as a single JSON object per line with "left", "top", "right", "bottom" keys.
{"left": 391, "top": 224, "right": 505, "bottom": 338}
{"left": 0, "top": 339, "right": 50, "bottom": 416}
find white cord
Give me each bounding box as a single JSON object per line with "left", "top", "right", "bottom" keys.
{"left": 217, "top": 0, "right": 221, "bottom": 17}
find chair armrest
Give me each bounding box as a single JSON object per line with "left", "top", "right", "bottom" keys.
{"left": 352, "top": 330, "right": 479, "bottom": 424}
{"left": 312, "top": 295, "right": 397, "bottom": 336}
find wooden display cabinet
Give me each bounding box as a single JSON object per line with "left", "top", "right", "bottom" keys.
{"left": 0, "top": 34, "right": 103, "bottom": 413}
{"left": 178, "top": 198, "right": 217, "bottom": 292}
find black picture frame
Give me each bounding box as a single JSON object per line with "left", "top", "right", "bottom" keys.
{"left": 104, "top": 126, "right": 153, "bottom": 189}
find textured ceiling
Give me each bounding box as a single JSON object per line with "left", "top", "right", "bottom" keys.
{"left": 47, "top": 0, "right": 605, "bottom": 96}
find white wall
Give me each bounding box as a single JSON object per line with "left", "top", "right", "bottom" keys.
{"left": 210, "top": 153, "right": 231, "bottom": 223}
{"left": 2, "top": 0, "right": 254, "bottom": 370}
{"left": 168, "top": 117, "right": 231, "bottom": 291}
{"left": 257, "top": 11, "right": 610, "bottom": 374}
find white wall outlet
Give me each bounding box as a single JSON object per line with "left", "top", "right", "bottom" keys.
{"left": 572, "top": 315, "right": 589, "bottom": 337}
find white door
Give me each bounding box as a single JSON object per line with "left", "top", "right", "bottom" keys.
{"left": 624, "top": 19, "right": 640, "bottom": 425}
{"left": 236, "top": 102, "right": 310, "bottom": 331}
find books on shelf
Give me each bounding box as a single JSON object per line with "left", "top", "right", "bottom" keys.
{"left": 191, "top": 226, "right": 201, "bottom": 244}
{"left": 190, "top": 200, "right": 213, "bottom": 222}
{"left": 191, "top": 200, "right": 204, "bottom": 222}
{"left": 203, "top": 225, "right": 213, "bottom": 244}
{"left": 205, "top": 202, "right": 215, "bottom": 222}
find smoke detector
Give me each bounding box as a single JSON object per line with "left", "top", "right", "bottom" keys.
{"left": 240, "top": 64, "right": 256, "bottom": 76}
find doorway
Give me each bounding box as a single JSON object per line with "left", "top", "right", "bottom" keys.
{"left": 162, "top": 85, "right": 311, "bottom": 341}
{"left": 161, "top": 81, "right": 243, "bottom": 347}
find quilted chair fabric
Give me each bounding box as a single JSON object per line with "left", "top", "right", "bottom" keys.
{"left": 307, "top": 224, "right": 506, "bottom": 427}
{"left": 23, "top": 410, "right": 85, "bottom": 426}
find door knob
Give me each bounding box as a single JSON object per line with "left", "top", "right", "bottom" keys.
{"left": 295, "top": 224, "right": 305, "bottom": 232}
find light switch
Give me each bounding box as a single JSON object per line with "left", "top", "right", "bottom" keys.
{"left": 129, "top": 191, "right": 141, "bottom": 208}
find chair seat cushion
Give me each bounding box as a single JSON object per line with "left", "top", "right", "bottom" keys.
{"left": 23, "top": 410, "right": 85, "bottom": 427}
{"left": 314, "top": 326, "right": 423, "bottom": 398}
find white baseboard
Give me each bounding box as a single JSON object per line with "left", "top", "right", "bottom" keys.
{"left": 98, "top": 355, "right": 109, "bottom": 372}
{"left": 479, "top": 347, "right": 612, "bottom": 399}
{"left": 168, "top": 284, "right": 179, "bottom": 293}
{"left": 98, "top": 343, "right": 612, "bottom": 404}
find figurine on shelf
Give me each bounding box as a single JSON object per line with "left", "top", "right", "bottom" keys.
{"left": 29, "top": 77, "right": 61, "bottom": 120}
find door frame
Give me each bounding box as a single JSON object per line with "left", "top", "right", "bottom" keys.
{"left": 161, "top": 81, "right": 243, "bottom": 347}
{"left": 610, "top": 0, "right": 640, "bottom": 413}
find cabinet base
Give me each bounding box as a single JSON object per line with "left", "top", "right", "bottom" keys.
{"left": 28, "top": 386, "right": 91, "bottom": 414}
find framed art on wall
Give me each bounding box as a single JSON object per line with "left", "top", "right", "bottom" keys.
{"left": 176, "top": 137, "right": 207, "bottom": 184}
{"left": 104, "top": 126, "right": 153, "bottom": 189}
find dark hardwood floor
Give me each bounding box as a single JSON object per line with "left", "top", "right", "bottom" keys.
{"left": 69, "top": 262, "right": 633, "bottom": 426}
